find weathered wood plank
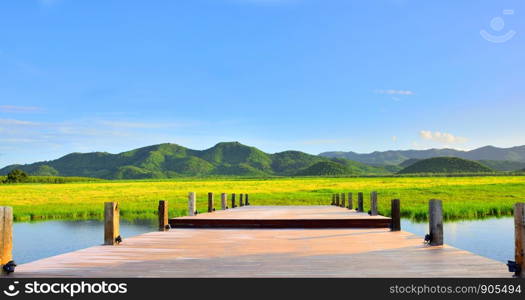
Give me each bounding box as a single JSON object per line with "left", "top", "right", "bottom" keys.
{"left": 515, "top": 203, "right": 525, "bottom": 277}
{"left": 221, "top": 193, "right": 227, "bottom": 210}
{"left": 0, "top": 206, "right": 13, "bottom": 266}
{"left": 391, "top": 199, "right": 401, "bottom": 231}
{"left": 188, "top": 192, "right": 196, "bottom": 216}
{"left": 429, "top": 199, "right": 444, "bottom": 246}
{"left": 104, "top": 202, "right": 120, "bottom": 245}
{"left": 370, "top": 191, "right": 378, "bottom": 216}
{"left": 158, "top": 200, "right": 169, "bottom": 231}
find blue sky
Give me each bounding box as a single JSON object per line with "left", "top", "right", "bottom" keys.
{"left": 1, "top": 0, "right": 524, "bottom": 167}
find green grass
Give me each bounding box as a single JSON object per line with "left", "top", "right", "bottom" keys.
{"left": 0, "top": 176, "right": 524, "bottom": 222}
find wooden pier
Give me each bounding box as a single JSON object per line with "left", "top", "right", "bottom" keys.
{"left": 12, "top": 205, "right": 511, "bottom": 278}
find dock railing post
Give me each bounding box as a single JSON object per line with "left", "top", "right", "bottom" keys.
{"left": 335, "top": 194, "right": 340, "bottom": 206}
{"left": 0, "top": 206, "right": 13, "bottom": 273}
{"left": 231, "top": 193, "right": 236, "bottom": 208}
{"left": 341, "top": 193, "right": 346, "bottom": 208}
{"left": 245, "top": 194, "right": 250, "bottom": 206}
{"left": 348, "top": 193, "right": 353, "bottom": 210}
{"left": 240, "top": 194, "right": 244, "bottom": 207}
{"left": 370, "top": 191, "right": 378, "bottom": 216}
{"left": 208, "top": 192, "right": 214, "bottom": 213}
{"left": 104, "top": 202, "right": 120, "bottom": 245}
{"left": 429, "top": 199, "right": 443, "bottom": 246}
{"left": 391, "top": 199, "right": 401, "bottom": 231}
{"left": 221, "top": 193, "right": 227, "bottom": 210}
{"left": 515, "top": 203, "right": 525, "bottom": 277}
{"left": 158, "top": 200, "right": 169, "bottom": 231}
{"left": 331, "top": 194, "right": 335, "bottom": 205}
{"left": 358, "top": 192, "right": 364, "bottom": 212}
{"left": 188, "top": 192, "right": 196, "bottom": 216}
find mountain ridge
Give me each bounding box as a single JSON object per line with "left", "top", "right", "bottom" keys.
{"left": 320, "top": 145, "right": 525, "bottom": 165}
{"left": 0, "top": 142, "right": 388, "bottom": 179}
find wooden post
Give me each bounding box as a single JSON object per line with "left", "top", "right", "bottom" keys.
{"left": 391, "top": 199, "right": 401, "bottom": 231}
{"left": 335, "top": 194, "right": 340, "bottom": 206}
{"left": 245, "top": 194, "right": 250, "bottom": 205}
{"left": 188, "top": 192, "right": 196, "bottom": 216}
{"left": 158, "top": 200, "right": 169, "bottom": 231}
{"left": 331, "top": 194, "right": 335, "bottom": 205}
{"left": 341, "top": 193, "right": 346, "bottom": 208}
{"left": 370, "top": 191, "right": 378, "bottom": 216}
{"left": 0, "top": 207, "right": 13, "bottom": 269}
{"left": 240, "top": 194, "right": 244, "bottom": 207}
{"left": 515, "top": 203, "right": 525, "bottom": 277}
{"left": 348, "top": 193, "right": 353, "bottom": 209}
{"left": 221, "top": 193, "right": 227, "bottom": 210}
{"left": 358, "top": 192, "right": 364, "bottom": 212}
{"left": 104, "top": 202, "right": 120, "bottom": 245}
{"left": 208, "top": 192, "right": 214, "bottom": 213}
{"left": 429, "top": 199, "right": 443, "bottom": 246}
{"left": 231, "top": 193, "right": 236, "bottom": 208}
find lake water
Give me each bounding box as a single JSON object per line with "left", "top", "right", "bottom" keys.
{"left": 12, "top": 217, "right": 514, "bottom": 264}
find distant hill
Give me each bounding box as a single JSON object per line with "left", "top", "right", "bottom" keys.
{"left": 0, "top": 142, "right": 388, "bottom": 179}
{"left": 320, "top": 145, "right": 525, "bottom": 165}
{"left": 397, "top": 157, "right": 494, "bottom": 174}
{"left": 295, "top": 161, "right": 351, "bottom": 176}
{"left": 476, "top": 160, "right": 525, "bottom": 172}
{"left": 399, "top": 158, "right": 421, "bottom": 168}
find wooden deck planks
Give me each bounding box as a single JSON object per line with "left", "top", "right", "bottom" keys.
{"left": 14, "top": 206, "right": 509, "bottom": 278}
{"left": 170, "top": 206, "right": 392, "bottom": 228}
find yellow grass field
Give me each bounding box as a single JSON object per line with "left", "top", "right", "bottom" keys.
{"left": 1, "top": 176, "right": 524, "bottom": 222}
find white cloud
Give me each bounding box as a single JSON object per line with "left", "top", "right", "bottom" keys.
{"left": 0, "top": 105, "right": 42, "bottom": 113}
{"left": 375, "top": 89, "right": 415, "bottom": 95}
{"left": 0, "top": 118, "right": 39, "bottom": 126}
{"left": 392, "top": 136, "right": 398, "bottom": 142}
{"left": 419, "top": 130, "right": 467, "bottom": 144}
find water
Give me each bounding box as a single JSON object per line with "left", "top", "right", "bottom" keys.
{"left": 402, "top": 217, "right": 514, "bottom": 263}
{"left": 12, "top": 217, "right": 514, "bottom": 265}
{"left": 13, "top": 219, "right": 156, "bottom": 264}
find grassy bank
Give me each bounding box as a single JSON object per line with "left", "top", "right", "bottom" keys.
{"left": 0, "top": 176, "right": 524, "bottom": 222}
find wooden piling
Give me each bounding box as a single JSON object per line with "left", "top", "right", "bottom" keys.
{"left": 335, "top": 194, "right": 340, "bottom": 206}
{"left": 348, "top": 193, "right": 353, "bottom": 209}
{"left": 104, "top": 202, "right": 120, "bottom": 245}
{"left": 358, "top": 192, "right": 364, "bottom": 212}
{"left": 245, "top": 194, "right": 250, "bottom": 206}
{"left": 341, "top": 193, "right": 346, "bottom": 208}
{"left": 429, "top": 199, "right": 443, "bottom": 246}
{"left": 208, "top": 192, "right": 214, "bottom": 213}
{"left": 331, "top": 194, "right": 335, "bottom": 205}
{"left": 158, "top": 200, "right": 169, "bottom": 231}
{"left": 515, "top": 203, "right": 525, "bottom": 277}
{"left": 221, "top": 193, "right": 227, "bottom": 210}
{"left": 231, "top": 193, "right": 236, "bottom": 208}
{"left": 188, "top": 192, "right": 196, "bottom": 216}
{"left": 370, "top": 191, "right": 378, "bottom": 216}
{"left": 240, "top": 194, "right": 244, "bottom": 207}
{"left": 391, "top": 199, "right": 401, "bottom": 231}
{"left": 0, "top": 207, "right": 13, "bottom": 268}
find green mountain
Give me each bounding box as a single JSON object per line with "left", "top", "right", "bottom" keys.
{"left": 296, "top": 161, "right": 352, "bottom": 176}
{"left": 320, "top": 145, "right": 525, "bottom": 165}
{"left": 476, "top": 160, "right": 525, "bottom": 172}
{"left": 397, "top": 157, "right": 494, "bottom": 174}
{"left": 0, "top": 142, "right": 388, "bottom": 179}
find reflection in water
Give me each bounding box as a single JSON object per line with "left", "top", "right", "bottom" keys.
{"left": 402, "top": 217, "right": 513, "bottom": 263}
{"left": 13, "top": 217, "right": 514, "bottom": 265}
{"left": 13, "top": 219, "right": 156, "bottom": 264}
